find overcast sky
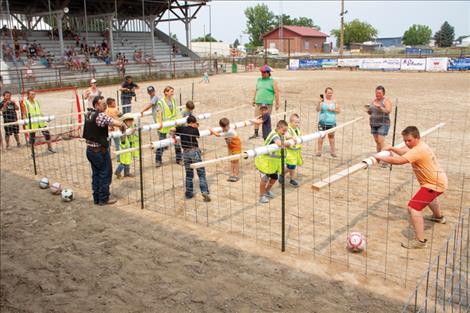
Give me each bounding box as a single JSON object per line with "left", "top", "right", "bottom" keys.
{"left": 158, "top": 1, "right": 470, "bottom": 45}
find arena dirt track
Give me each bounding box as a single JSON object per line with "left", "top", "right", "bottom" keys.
{"left": 0, "top": 170, "right": 409, "bottom": 313}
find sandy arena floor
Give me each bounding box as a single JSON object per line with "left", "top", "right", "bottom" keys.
{"left": 1, "top": 69, "right": 470, "bottom": 312}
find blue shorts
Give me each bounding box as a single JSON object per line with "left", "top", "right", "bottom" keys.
{"left": 370, "top": 124, "right": 390, "bottom": 136}
{"left": 286, "top": 164, "right": 296, "bottom": 170}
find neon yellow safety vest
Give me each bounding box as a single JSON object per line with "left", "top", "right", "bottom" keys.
{"left": 286, "top": 125, "right": 303, "bottom": 166}
{"left": 129, "top": 130, "right": 139, "bottom": 159}
{"left": 157, "top": 97, "right": 179, "bottom": 134}
{"left": 24, "top": 98, "right": 46, "bottom": 129}
{"left": 119, "top": 136, "right": 133, "bottom": 166}
{"left": 255, "top": 130, "right": 283, "bottom": 174}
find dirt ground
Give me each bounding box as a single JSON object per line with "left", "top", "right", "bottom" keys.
{"left": 1, "top": 69, "right": 469, "bottom": 312}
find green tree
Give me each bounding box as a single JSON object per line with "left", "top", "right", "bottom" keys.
{"left": 434, "top": 21, "right": 455, "bottom": 47}
{"left": 330, "top": 19, "right": 378, "bottom": 47}
{"left": 274, "top": 14, "right": 320, "bottom": 29}
{"left": 402, "top": 24, "right": 432, "bottom": 46}
{"left": 244, "top": 4, "right": 275, "bottom": 47}
{"left": 192, "top": 34, "right": 218, "bottom": 42}
{"left": 170, "top": 33, "right": 178, "bottom": 42}
{"left": 233, "top": 38, "right": 240, "bottom": 48}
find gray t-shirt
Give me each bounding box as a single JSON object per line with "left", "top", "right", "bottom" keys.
{"left": 150, "top": 95, "right": 160, "bottom": 122}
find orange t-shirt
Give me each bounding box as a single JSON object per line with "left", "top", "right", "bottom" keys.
{"left": 225, "top": 135, "right": 241, "bottom": 154}
{"left": 106, "top": 107, "right": 120, "bottom": 131}
{"left": 403, "top": 141, "right": 448, "bottom": 192}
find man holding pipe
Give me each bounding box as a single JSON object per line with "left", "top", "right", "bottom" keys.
{"left": 374, "top": 126, "right": 448, "bottom": 249}
{"left": 83, "top": 96, "right": 125, "bottom": 206}
{"left": 255, "top": 120, "right": 291, "bottom": 204}
{"left": 24, "top": 89, "right": 55, "bottom": 153}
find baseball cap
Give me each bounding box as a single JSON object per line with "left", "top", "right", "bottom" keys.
{"left": 90, "top": 79, "right": 97, "bottom": 84}
{"left": 147, "top": 86, "right": 155, "bottom": 93}
{"left": 259, "top": 65, "right": 273, "bottom": 73}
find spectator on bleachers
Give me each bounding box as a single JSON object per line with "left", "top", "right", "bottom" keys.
{"left": 24, "top": 64, "right": 35, "bottom": 82}
{"left": 101, "top": 40, "right": 107, "bottom": 50}
{"left": 116, "top": 57, "right": 126, "bottom": 77}
{"left": 1, "top": 25, "right": 8, "bottom": 37}
{"left": 2, "top": 44, "right": 13, "bottom": 61}
{"left": 46, "top": 54, "right": 54, "bottom": 69}
{"left": 28, "top": 43, "right": 37, "bottom": 59}
{"left": 134, "top": 50, "right": 143, "bottom": 63}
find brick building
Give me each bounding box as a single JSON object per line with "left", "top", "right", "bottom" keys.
{"left": 263, "top": 26, "right": 328, "bottom": 54}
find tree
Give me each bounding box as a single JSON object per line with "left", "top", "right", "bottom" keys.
{"left": 434, "top": 21, "right": 455, "bottom": 47}
{"left": 402, "top": 24, "right": 432, "bottom": 46}
{"left": 191, "top": 34, "right": 218, "bottom": 42}
{"left": 330, "top": 19, "right": 378, "bottom": 47}
{"left": 233, "top": 38, "right": 240, "bottom": 48}
{"left": 170, "top": 33, "right": 178, "bottom": 42}
{"left": 274, "top": 14, "right": 320, "bottom": 29}
{"left": 244, "top": 4, "right": 275, "bottom": 47}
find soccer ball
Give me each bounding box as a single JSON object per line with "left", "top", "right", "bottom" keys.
{"left": 50, "top": 182, "right": 62, "bottom": 195}
{"left": 347, "top": 232, "right": 366, "bottom": 252}
{"left": 61, "top": 188, "right": 74, "bottom": 202}
{"left": 39, "top": 177, "right": 49, "bottom": 189}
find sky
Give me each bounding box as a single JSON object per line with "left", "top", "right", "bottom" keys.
{"left": 158, "top": 0, "right": 470, "bottom": 46}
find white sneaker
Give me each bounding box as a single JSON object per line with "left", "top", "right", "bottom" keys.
{"left": 259, "top": 196, "right": 269, "bottom": 204}
{"left": 265, "top": 190, "right": 274, "bottom": 198}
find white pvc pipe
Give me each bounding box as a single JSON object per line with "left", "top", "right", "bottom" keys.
{"left": 3, "top": 115, "right": 56, "bottom": 127}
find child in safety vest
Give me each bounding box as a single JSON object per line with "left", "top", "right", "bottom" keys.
{"left": 285, "top": 113, "right": 303, "bottom": 188}
{"left": 218, "top": 117, "right": 241, "bottom": 182}
{"left": 254, "top": 120, "right": 291, "bottom": 204}
{"left": 114, "top": 113, "right": 137, "bottom": 178}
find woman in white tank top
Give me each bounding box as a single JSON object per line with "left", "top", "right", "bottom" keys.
{"left": 84, "top": 79, "right": 102, "bottom": 108}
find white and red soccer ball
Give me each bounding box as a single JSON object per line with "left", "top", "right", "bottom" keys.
{"left": 50, "top": 182, "right": 62, "bottom": 195}
{"left": 347, "top": 232, "right": 366, "bottom": 252}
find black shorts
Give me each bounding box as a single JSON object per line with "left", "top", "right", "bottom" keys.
{"left": 4, "top": 125, "right": 19, "bottom": 136}
{"left": 29, "top": 130, "right": 51, "bottom": 143}
{"left": 318, "top": 123, "right": 336, "bottom": 131}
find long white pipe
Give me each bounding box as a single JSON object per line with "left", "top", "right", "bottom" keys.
{"left": 108, "top": 113, "right": 212, "bottom": 139}
{"left": 190, "top": 117, "right": 363, "bottom": 169}
{"left": 2, "top": 115, "right": 56, "bottom": 127}
{"left": 114, "top": 110, "right": 292, "bottom": 155}
{"left": 311, "top": 122, "right": 445, "bottom": 191}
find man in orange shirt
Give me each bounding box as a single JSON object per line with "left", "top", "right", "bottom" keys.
{"left": 375, "top": 126, "right": 448, "bottom": 249}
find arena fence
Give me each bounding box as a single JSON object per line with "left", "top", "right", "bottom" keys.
{"left": 1, "top": 89, "right": 469, "bottom": 308}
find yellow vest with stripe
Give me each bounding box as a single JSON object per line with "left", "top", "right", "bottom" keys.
{"left": 286, "top": 125, "right": 303, "bottom": 166}
{"left": 157, "top": 97, "right": 179, "bottom": 134}
{"left": 24, "top": 98, "right": 46, "bottom": 129}
{"left": 119, "top": 136, "right": 133, "bottom": 166}
{"left": 255, "top": 130, "right": 283, "bottom": 174}
{"left": 129, "top": 130, "right": 139, "bottom": 159}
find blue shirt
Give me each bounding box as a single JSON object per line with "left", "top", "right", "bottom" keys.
{"left": 262, "top": 113, "right": 272, "bottom": 140}
{"left": 318, "top": 101, "right": 337, "bottom": 126}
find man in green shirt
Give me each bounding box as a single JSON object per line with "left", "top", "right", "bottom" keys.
{"left": 250, "top": 65, "right": 280, "bottom": 139}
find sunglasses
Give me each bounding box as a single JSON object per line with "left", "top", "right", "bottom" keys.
{"left": 262, "top": 71, "right": 270, "bottom": 74}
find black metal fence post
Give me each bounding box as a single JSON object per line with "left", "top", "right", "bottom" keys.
{"left": 138, "top": 120, "right": 144, "bottom": 210}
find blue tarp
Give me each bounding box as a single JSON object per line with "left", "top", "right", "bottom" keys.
{"left": 448, "top": 58, "right": 470, "bottom": 70}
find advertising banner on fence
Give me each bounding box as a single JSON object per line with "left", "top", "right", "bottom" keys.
{"left": 299, "top": 59, "right": 322, "bottom": 69}
{"left": 448, "top": 58, "right": 470, "bottom": 71}
{"left": 381, "top": 58, "right": 401, "bottom": 70}
{"left": 400, "top": 58, "right": 426, "bottom": 71}
{"left": 425, "top": 57, "right": 448, "bottom": 72}
{"left": 320, "top": 59, "right": 338, "bottom": 68}
{"left": 338, "top": 58, "right": 363, "bottom": 68}
{"left": 361, "top": 58, "right": 383, "bottom": 70}
{"left": 289, "top": 59, "right": 300, "bottom": 70}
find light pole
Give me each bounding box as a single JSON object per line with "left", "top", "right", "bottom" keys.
{"left": 339, "top": 0, "right": 348, "bottom": 56}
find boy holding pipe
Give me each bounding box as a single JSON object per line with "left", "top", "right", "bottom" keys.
{"left": 218, "top": 117, "right": 241, "bottom": 182}
{"left": 171, "top": 115, "right": 211, "bottom": 202}
{"left": 285, "top": 113, "right": 303, "bottom": 187}
{"left": 374, "top": 126, "right": 447, "bottom": 249}
{"left": 255, "top": 120, "right": 291, "bottom": 204}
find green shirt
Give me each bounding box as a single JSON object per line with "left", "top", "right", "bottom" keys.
{"left": 255, "top": 77, "right": 275, "bottom": 105}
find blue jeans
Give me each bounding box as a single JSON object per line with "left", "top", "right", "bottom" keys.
{"left": 112, "top": 137, "right": 120, "bottom": 162}
{"left": 121, "top": 96, "right": 132, "bottom": 114}
{"left": 115, "top": 163, "right": 130, "bottom": 176}
{"left": 86, "top": 147, "right": 113, "bottom": 204}
{"left": 155, "top": 132, "right": 182, "bottom": 163}
{"left": 183, "top": 149, "right": 209, "bottom": 198}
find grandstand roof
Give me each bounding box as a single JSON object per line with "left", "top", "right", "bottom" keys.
{"left": 7, "top": 0, "right": 208, "bottom": 19}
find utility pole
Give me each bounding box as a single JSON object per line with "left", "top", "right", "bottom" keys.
{"left": 339, "top": 0, "right": 345, "bottom": 56}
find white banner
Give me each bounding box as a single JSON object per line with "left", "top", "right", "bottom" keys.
{"left": 289, "top": 59, "right": 300, "bottom": 70}
{"left": 337, "top": 58, "right": 363, "bottom": 68}
{"left": 426, "top": 57, "right": 448, "bottom": 72}
{"left": 361, "top": 58, "right": 383, "bottom": 70}
{"left": 381, "top": 58, "right": 401, "bottom": 70}
{"left": 400, "top": 58, "right": 426, "bottom": 71}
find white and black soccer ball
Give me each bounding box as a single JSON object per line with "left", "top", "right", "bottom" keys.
{"left": 39, "top": 177, "right": 49, "bottom": 189}
{"left": 61, "top": 188, "right": 74, "bottom": 202}
{"left": 347, "top": 232, "right": 365, "bottom": 252}
{"left": 50, "top": 182, "right": 62, "bottom": 195}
